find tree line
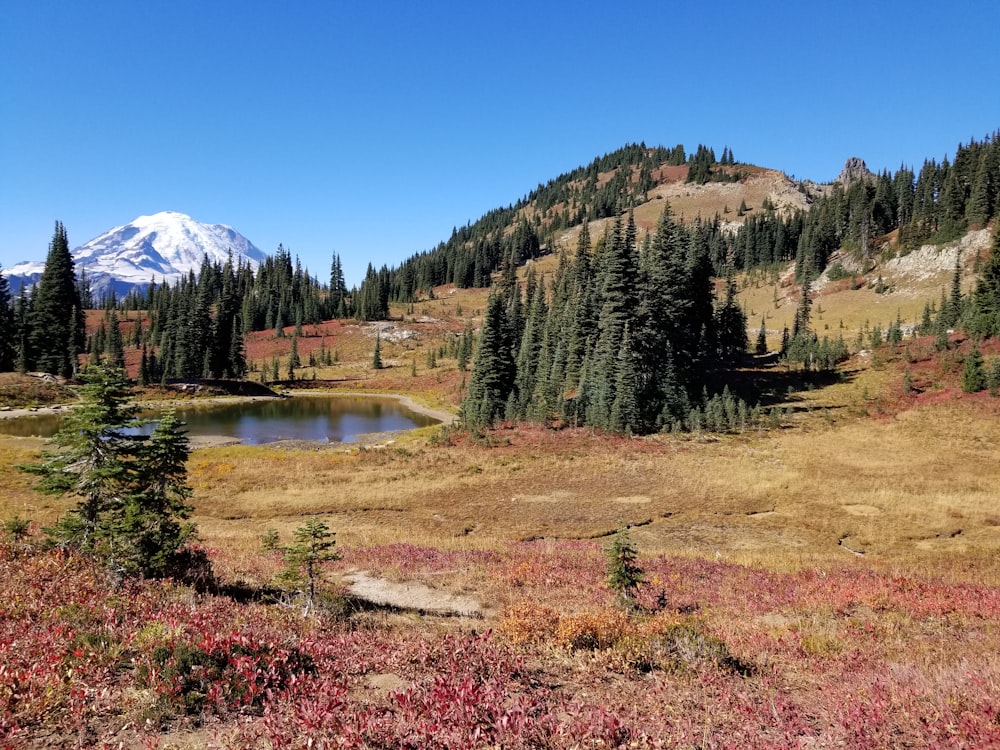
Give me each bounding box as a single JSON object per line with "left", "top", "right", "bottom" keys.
{"left": 0, "top": 224, "right": 398, "bottom": 379}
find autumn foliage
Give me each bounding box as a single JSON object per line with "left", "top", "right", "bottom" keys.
{"left": 3, "top": 535, "right": 1000, "bottom": 748}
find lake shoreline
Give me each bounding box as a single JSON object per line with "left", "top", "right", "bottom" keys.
{"left": 0, "top": 391, "right": 457, "bottom": 449}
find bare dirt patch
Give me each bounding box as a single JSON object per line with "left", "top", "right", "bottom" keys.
{"left": 842, "top": 504, "right": 884, "bottom": 516}
{"left": 613, "top": 495, "right": 652, "bottom": 504}
{"left": 343, "top": 571, "right": 486, "bottom": 617}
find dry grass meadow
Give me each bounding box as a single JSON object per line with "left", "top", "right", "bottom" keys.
{"left": 3, "top": 247, "right": 999, "bottom": 590}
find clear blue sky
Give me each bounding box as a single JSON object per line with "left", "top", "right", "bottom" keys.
{"left": 2, "top": 0, "right": 999, "bottom": 286}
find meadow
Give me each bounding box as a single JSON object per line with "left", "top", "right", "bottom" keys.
{"left": 3, "top": 262, "right": 1000, "bottom": 748}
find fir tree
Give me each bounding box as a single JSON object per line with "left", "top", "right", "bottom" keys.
{"left": 715, "top": 268, "right": 748, "bottom": 361}
{"left": 962, "top": 345, "right": 986, "bottom": 393}
{"left": 605, "top": 525, "right": 643, "bottom": 606}
{"left": 970, "top": 226, "right": 1000, "bottom": 338}
{"left": 755, "top": 317, "right": 768, "bottom": 355}
{"left": 276, "top": 519, "right": 341, "bottom": 615}
{"left": 0, "top": 268, "right": 15, "bottom": 371}
{"left": 371, "top": 332, "right": 383, "bottom": 369}
{"left": 462, "top": 289, "right": 515, "bottom": 427}
{"left": 107, "top": 311, "right": 126, "bottom": 369}
{"left": 20, "top": 366, "right": 141, "bottom": 565}
{"left": 588, "top": 213, "right": 639, "bottom": 428}
{"left": 114, "top": 409, "right": 197, "bottom": 579}
{"left": 609, "top": 324, "right": 640, "bottom": 434}
{"left": 28, "top": 222, "right": 84, "bottom": 377}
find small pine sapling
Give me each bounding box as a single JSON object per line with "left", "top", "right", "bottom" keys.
{"left": 605, "top": 525, "right": 644, "bottom": 608}
{"left": 276, "top": 519, "right": 341, "bottom": 615}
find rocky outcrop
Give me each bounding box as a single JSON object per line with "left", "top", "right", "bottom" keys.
{"left": 836, "top": 157, "right": 874, "bottom": 187}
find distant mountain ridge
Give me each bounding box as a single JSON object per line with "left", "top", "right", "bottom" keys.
{"left": 5, "top": 211, "right": 266, "bottom": 298}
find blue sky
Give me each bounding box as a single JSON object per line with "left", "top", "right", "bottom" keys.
{"left": 2, "top": 0, "right": 999, "bottom": 286}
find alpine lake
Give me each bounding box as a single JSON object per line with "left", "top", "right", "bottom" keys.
{"left": 0, "top": 395, "right": 442, "bottom": 445}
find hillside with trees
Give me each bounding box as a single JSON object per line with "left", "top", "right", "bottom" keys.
{"left": 2, "top": 134, "right": 1000, "bottom": 420}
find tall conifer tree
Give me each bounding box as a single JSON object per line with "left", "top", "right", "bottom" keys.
{"left": 28, "top": 222, "right": 84, "bottom": 377}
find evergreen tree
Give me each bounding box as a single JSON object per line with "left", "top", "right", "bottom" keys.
{"left": 971, "top": 227, "right": 1000, "bottom": 338}
{"left": 277, "top": 519, "right": 340, "bottom": 615}
{"left": 371, "top": 332, "right": 383, "bottom": 369}
{"left": 0, "top": 268, "right": 15, "bottom": 371}
{"left": 755, "top": 317, "right": 768, "bottom": 355}
{"left": 289, "top": 331, "right": 301, "bottom": 369}
{"left": 792, "top": 275, "right": 812, "bottom": 339}
{"left": 605, "top": 525, "right": 643, "bottom": 606}
{"left": 138, "top": 345, "right": 150, "bottom": 386}
{"left": 28, "top": 222, "right": 84, "bottom": 377}
{"left": 609, "top": 324, "right": 640, "bottom": 434}
{"left": 457, "top": 323, "right": 473, "bottom": 371}
{"left": 942, "top": 253, "right": 964, "bottom": 329}
{"left": 107, "top": 311, "right": 126, "bottom": 369}
{"left": 20, "top": 366, "right": 141, "bottom": 559}
{"left": 462, "top": 289, "right": 515, "bottom": 427}
{"left": 329, "top": 252, "right": 347, "bottom": 317}
{"left": 114, "top": 409, "right": 196, "bottom": 579}
{"left": 14, "top": 285, "right": 30, "bottom": 373}
{"left": 588, "top": 213, "right": 639, "bottom": 428}
{"left": 962, "top": 345, "right": 986, "bottom": 393}
{"left": 715, "top": 268, "right": 748, "bottom": 361}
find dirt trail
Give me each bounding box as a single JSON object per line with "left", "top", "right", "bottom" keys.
{"left": 343, "top": 571, "right": 485, "bottom": 617}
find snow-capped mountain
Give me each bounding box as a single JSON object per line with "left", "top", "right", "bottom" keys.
{"left": 5, "top": 211, "right": 267, "bottom": 297}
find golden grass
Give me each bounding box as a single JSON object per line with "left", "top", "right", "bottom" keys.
{"left": 5, "top": 328, "right": 999, "bottom": 587}
{"left": 4, "top": 239, "right": 997, "bottom": 587}
{"left": 126, "top": 399, "right": 988, "bottom": 583}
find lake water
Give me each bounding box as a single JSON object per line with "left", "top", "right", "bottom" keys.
{"left": 0, "top": 396, "right": 441, "bottom": 444}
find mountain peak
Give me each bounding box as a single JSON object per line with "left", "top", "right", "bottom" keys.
{"left": 5, "top": 212, "right": 266, "bottom": 297}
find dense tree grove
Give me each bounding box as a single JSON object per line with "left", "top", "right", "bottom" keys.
{"left": 462, "top": 205, "right": 759, "bottom": 434}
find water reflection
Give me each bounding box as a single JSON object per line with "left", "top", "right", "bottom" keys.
{"left": 0, "top": 396, "right": 439, "bottom": 444}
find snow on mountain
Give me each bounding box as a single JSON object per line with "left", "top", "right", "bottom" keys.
{"left": 5, "top": 211, "right": 267, "bottom": 297}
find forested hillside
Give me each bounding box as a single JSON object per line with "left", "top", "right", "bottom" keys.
{"left": 1, "top": 134, "right": 999, "bottom": 402}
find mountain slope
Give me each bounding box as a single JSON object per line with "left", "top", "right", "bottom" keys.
{"left": 6, "top": 211, "right": 266, "bottom": 297}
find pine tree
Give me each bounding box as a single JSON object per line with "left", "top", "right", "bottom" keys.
{"left": 371, "top": 332, "right": 383, "bottom": 369}
{"left": 971, "top": 226, "right": 1000, "bottom": 338}
{"left": 605, "top": 525, "right": 643, "bottom": 606}
{"left": 962, "top": 345, "right": 986, "bottom": 393}
{"left": 462, "top": 289, "right": 515, "bottom": 427}
{"left": 115, "top": 409, "right": 197, "bottom": 579}
{"left": 0, "top": 268, "right": 15, "bottom": 371}
{"left": 277, "top": 519, "right": 341, "bottom": 615}
{"left": 28, "top": 222, "right": 84, "bottom": 377}
{"left": 755, "top": 317, "right": 768, "bottom": 355}
{"left": 21, "top": 366, "right": 141, "bottom": 558}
